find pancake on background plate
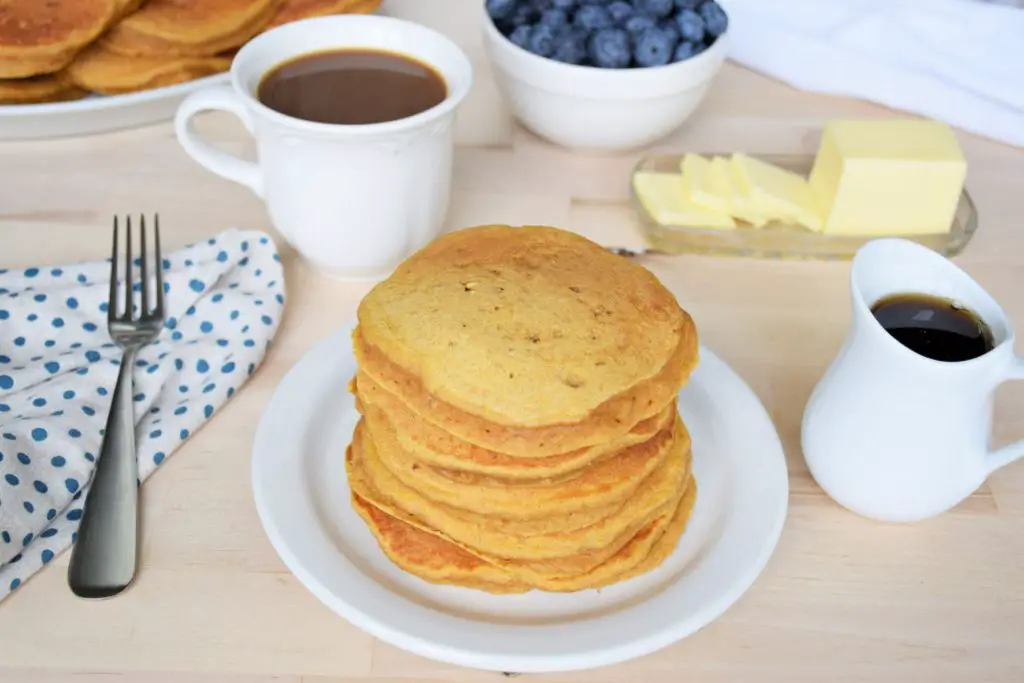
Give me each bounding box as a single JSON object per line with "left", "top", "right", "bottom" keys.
{"left": 0, "top": 71, "right": 85, "bottom": 104}
{"left": 0, "top": 0, "right": 118, "bottom": 78}
{"left": 100, "top": 0, "right": 282, "bottom": 57}
{"left": 266, "top": 0, "right": 381, "bottom": 28}
{"left": 68, "top": 42, "right": 230, "bottom": 95}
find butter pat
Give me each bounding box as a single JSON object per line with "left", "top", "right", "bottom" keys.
{"left": 633, "top": 172, "right": 736, "bottom": 229}
{"left": 681, "top": 154, "right": 730, "bottom": 214}
{"left": 730, "top": 153, "right": 822, "bottom": 231}
{"left": 809, "top": 119, "right": 966, "bottom": 236}
{"left": 681, "top": 154, "right": 769, "bottom": 227}
{"left": 712, "top": 156, "right": 769, "bottom": 227}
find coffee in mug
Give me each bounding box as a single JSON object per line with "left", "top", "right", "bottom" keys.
{"left": 257, "top": 49, "right": 447, "bottom": 125}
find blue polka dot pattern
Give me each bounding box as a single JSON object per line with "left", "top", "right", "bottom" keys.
{"left": 0, "top": 228, "right": 283, "bottom": 599}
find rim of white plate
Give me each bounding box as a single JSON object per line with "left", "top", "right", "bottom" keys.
{"left": 0, "top": 73, "right": 230, "bottom": 117}
{"left": 251, "top": 320, "right": 789, "bottom": 673}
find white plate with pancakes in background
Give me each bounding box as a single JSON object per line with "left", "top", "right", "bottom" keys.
{"left": 252, "top": 225, "right": 790, "bottom": 673}
{"left": 0, "top": 0, "right": 381, "bottom": 140}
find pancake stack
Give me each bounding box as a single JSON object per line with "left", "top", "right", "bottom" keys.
{"left": 0, "top": 0, "right": 381, "bottom": 103}
{"left": 347, "top": 225, "right": 701, "bottom": 594}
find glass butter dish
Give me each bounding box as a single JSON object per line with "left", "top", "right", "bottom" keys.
{"left": 628, "top": 154, "right": 978, "bottom": 261}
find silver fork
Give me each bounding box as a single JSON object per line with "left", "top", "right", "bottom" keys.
{"left": 68, "top": 215, "right": 165, "bottom": 599}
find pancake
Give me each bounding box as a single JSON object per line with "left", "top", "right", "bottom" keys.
{"left": 347, "top": 418, "right": 690, "bottom": 572}
{"left": 68, "top": 42, "right": 229, "bottom": 94}
{"left": 352, "top": 493, "right": 531, "bottom": 594}
{"left": 114, "top": 0, "right": 146, "bottom": 19}
{"left": 354, "top": 371, "right": 675, "bottom": 481}
{"left": 355, "top": 224, "right": 698, "bottom": 428}
{"left": 0, "top": 0, "right": 118, "bottom": 78}
{"left": 352, "top": 479, "right": 697, "bottom": 593}
{"left": 363, "top": 400, "right": 687, "bottom": 520}
{"left": 0, "top": 71, "right": 86, "bottom": 104}
{"left": 100, "top": 0, "right": 281, "bottom": 57}
{"left": 355, "top": 327, "right": 691, "bottom": 458}
{"left": 523, "top": 477, "right": 696, "bottom": 591}
{"left": 266, "top": 0, "right": 381, "bottom": 29}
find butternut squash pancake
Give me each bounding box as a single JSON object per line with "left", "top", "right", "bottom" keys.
{"left": 363, "top": 400, "right": 688, "bottom": 520}
{"left": 266, "top": 0, "right": 381, "bottom": 29}
{"left": 348, "top": 419, "right": 691, "bottom": 570}
{"left": 351, "top": 493, "right": 531, "bottom": 594}
{"left": 355, "top": 224, "right": 698, "bottom": 430}
{"left": 68, "top": 42, "right": 229, "bottom": 94}
{"left": 352, "top": 479, "right": 697, "bottom": 593}
{"left": 100, "top": 0, "right": 281, "bottom": 57}
{"left": 354, "top": 328, "right": 692, "bottom": 458}
{"left": 0, "top": 0, "right": 118, "bottom": 78}
{"left": 0, "top": 71, "right": 85, "bottom": 104}
{"left": 354, "top": 371, "right": 675, "bottom": 481}
{"left": 114, "top": 0, "right": 146, "bottom": 20}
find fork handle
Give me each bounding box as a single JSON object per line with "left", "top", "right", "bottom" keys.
{"left": 68, "top": 348, "right": 139, "bottom": 599}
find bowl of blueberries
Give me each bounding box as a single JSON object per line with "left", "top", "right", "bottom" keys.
{"left": 483, "top": 0, "right": 729, "bottom": 152}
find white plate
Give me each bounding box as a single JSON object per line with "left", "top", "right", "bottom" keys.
{"left": 0, "top": 73, "right": 229, "bottom": 140}
{"left": 251, "top": 320, "right": 789, "bottom": 673}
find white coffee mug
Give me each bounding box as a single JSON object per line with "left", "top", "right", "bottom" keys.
{"left": 174, "top": 15, "right": 473, "bottom": 279}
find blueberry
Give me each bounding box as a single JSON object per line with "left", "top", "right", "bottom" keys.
{"left": 540, "top": 7, "right": 568, "bottom": 26}
{"left": 698, "top": 1, "right": 728, "bottom": 37}
{"left": 553, "top": 0, "right": 576, "bottom": 8}
{"left": 588, "top": 28, "right": 631, "bottom": 68}
{"left": 527, "top": 23, "right": 558, "bottom": 56}
{"left": 511, "top": 3, "right": 540, "bottom": 26}
{"left": 509, "top": 24, "right": 533, "bottom": 49}
{"left": 574, "top": 4, "right": 613, "bottom": 30}
{"left": 674, "top": 9, "right": 704, "bottom": 42}
{"left": 674, "top": 0, "right": 701, "bottom": 9}
{"left": 624, "top": 14, "right": 656, "bottom": 35}
{"left": 607, "top": 0, "right": 633, "bottom": 22}
{"left": 672, "top": 40, "right": 703, "bottom": 61}
{"left": 486, "top": 0, "right": 519, "bottom": 21}
{"left": 659, "top": 18, "right": 680, "bottom": 42}
{"left": 633, "top": 0, "right": 674, "bottom": 18}
{"left": 552, "top": 31, "right": 588, "bottom": 63}
{"left": 634, "top": 26, "right": 676, "bottom": 66}
{"left": 532, "top": 0, "right": 555, "bottom": 9}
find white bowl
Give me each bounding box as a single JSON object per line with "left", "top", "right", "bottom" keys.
{"left": 482, "top": 8, "right": 728, "bottom": 152}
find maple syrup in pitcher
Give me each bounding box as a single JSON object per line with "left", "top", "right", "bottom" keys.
{"left": 870, "top": 293, "right": 994, "bottom": 362}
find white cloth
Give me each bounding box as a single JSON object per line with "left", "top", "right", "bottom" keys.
{"left": 721, "top": 0, "right": 1024, "bottom": 147}
{"left": 0, "top": 228, "right": 285, "bottom": 600}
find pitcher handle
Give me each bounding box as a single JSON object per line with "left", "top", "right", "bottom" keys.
{"left": 174, "top": 84, "right": 264, "bottom": 198}
{"left": 987, "top": 355, "right": 1024, "bottom": 473}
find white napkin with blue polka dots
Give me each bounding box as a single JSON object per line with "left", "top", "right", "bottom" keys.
{"left": 0, "top": 228, "right": 285, "bottom": 600}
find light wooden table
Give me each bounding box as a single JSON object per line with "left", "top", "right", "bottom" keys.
{"left": 1, "top": 2, "right": 1023, "bottom": 682}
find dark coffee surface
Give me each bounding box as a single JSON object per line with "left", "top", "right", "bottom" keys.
{"left": 257, "top": 48, "right": 446, "bottom": 125}
{"left": 871, "top": 293, "right": 994, "bottom": 362}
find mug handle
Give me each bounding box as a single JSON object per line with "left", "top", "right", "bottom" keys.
{"left": 174, "top": 84, "right": 264, "bottom": 198}
{"left": 987, "top": 355, "right": 1024, "bottom": 473}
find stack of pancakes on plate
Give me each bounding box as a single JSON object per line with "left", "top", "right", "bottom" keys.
{"left": 347, "top": 225, "right": 701, "bottom": 594}
{"left": 0, "top": 0, "right": 380, "bottom": 103}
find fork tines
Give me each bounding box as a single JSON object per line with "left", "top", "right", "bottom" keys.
{"left": 109, "top": 214, "right": 164, "bottom": 324}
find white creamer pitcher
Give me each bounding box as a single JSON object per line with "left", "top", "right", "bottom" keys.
{"left": 802, "top": 238, "right": 1024, "bottom": 522}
